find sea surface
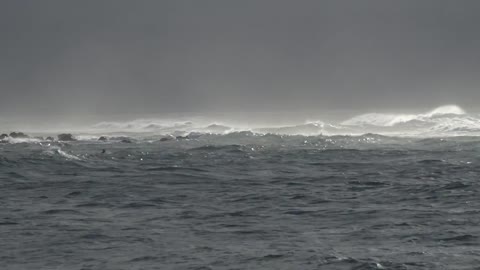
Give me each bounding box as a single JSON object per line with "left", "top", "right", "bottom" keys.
{"left": 2, "top": 105, "right": 480, "bottom": 269}
{"left": 1, "top": 133, "right": 480, "bottom": 270}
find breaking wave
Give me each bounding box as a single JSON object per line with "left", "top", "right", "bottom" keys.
{"left": 86, "top": 105, "right": 480, "bottom": 137}
{"left": 342, "top": 105, "right": 466, "bottom": 127}
{"left": 44, "top": 146, "right": 82, "bottom": 160}
{"left": 2, "top": 105, "right": 479, "bottom": 140}
{"left": 92, "top": 119, "right": 235, "bottom": 135}
{"left": 341, "top": 105, "right": 480, "bottom": 136}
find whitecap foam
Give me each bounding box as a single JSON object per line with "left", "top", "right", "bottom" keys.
{"left": 41, "top": 105, "right": 480, "bottom": 138}
{"left": 339, "top": 105, "right": 480, "bottom": 136}
{"left": 424, "top": 105, "right": 466, "bottom": 117}
{"left": 44, "top": 146, "right": 82, "bottom": 160}
{"left": 342, "top": 105, "right": 467, "bottom": 127}
{"left": 2, "top": 137, "right": 43, "bottom": 144}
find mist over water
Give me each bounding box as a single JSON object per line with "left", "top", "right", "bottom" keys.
{"left": 4, "top": 104, "right": 478, "bottom": 138}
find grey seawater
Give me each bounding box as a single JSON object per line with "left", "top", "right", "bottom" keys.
{"left": 1, "top": 133, "right": 480, "bottom": 270}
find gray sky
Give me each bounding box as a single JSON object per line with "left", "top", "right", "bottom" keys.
{"left": 1, "top": 0, "right": 480, "bottom": 120}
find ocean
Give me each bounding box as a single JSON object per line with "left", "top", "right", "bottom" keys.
{"left": 1, "top": 105, "right": 480, "bottom": 269}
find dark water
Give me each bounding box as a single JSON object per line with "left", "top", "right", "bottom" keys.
{"left": 1, "top": 134, "right": 480, "bottom": 269}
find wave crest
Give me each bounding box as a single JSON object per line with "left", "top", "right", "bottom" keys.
{"left": 342, "top": 105, "right": 467, "bottom": 127}
{"left": 77, "top": 105, "right": 480, "bottom": 137}
{"left": 426, "top": 105, "right": 465, "bottom": 117}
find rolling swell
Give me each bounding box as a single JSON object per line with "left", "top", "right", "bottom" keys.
{"left": 2, "top": 123, "right": 480, "bottom": 269}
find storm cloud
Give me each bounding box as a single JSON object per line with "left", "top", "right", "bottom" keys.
{"left": 1, "top": 0, "right": 480, "bottom": 120}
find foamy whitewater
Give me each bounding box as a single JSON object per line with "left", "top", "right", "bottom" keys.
{"left": 2, "top": 105, "right": 480, "bottom": 269}
{"left": 84, "top": 105, "right": 480, "bottom": 138}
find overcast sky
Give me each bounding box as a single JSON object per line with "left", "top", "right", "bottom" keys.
{"left": 1, "top": 0, "right": 480, "bottom": 120}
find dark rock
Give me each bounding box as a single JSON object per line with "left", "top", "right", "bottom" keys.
{"left": 9, "top": 132, "right": 29, "bottom": 138}
{"left": 0, "top": 134, "right": 8, "bottom": 140}
{"left": 176, "top": 136, "right": 189, "bottom": 140}
{"left": 45, "top": 136, "right": 55, "bottom": 141}
{"left": 35, "top": 136, "right": 44, "bottom": 140}
{"left": 57, "top": 133, "right": 77, "bottom": 141}
{"left": 110, "top": 136, "right": 130, "bottom": 140}
{"left": 101, "top": 136, "right": 133, "bottom": 143}
{"left": 109, "top": 136, "right": 133, "bottom": 143}
{"left": 186, "top": 132, "right": 202, "bottom": 139}
{"left": 159, "top": 135, "right": 174, "bottom": 142}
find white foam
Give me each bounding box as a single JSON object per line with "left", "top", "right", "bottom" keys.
{"left": 5, "top": 105, "right": 473, "bottom": 139}
{"left": 340, "top": 105, "right": 480, "bottom": 136}
{"left": 424, "top": 105, "right": 465, "bottom": 117}
{"left": 43, "top": 146, "right": 82, "bottom": 160}
{"left": 342, "top": 113, "right": 418, "bottom": 127}
{"left": 3, "top": 137, "right": 43, "bottom": 144}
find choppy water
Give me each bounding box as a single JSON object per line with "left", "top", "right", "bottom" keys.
{"left": 2, "top": 133, "right": 480, "bottom": 269}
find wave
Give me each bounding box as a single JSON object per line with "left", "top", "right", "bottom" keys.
{"left": 1, "top": 137, "right": 44, "bottom": 144}
{"left": 2, "top": 105, "right": 478, "bottom": 139}
{"left": 342, "top": 105, "right": 466, "bottom": 127}
{"left": 85, "top": 105, "right": 480, "bottom": 137}
{"left": 44, "top": 146, "right": 82, "bottom": 160}
{"left": 341, "top": 105, "right": 480, "bottom": 136}
{"left": 92, "top": 119, "right": 235, "bottom": 135}
{"left": 253, "top": 121, "right": 341, "bottom": 136}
